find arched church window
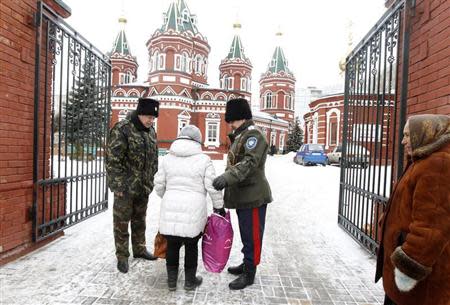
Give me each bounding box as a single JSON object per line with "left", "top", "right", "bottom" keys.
{"left": 265, "top": 92, "right": 273, "bottom": 109}
{"left": 181, "top": 53, "right": 188, "bottom": 72}
{"left": 158, "top": 54, "right": 165, "bottom": 70}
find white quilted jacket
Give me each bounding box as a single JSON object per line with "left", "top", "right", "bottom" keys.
{"left": 154, "top": 139, "right": 224, "bottom": 238}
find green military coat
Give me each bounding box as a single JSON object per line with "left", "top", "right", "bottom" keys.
{"left": 106, "top": 111, "right": 158, "bottom": 197}
{"left": 223, "top": 120, "right": 273, "bottom": 209}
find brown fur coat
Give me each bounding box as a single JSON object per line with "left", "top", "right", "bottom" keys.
{"left": 376, "top": 114, "right": 450, "bottom": 305}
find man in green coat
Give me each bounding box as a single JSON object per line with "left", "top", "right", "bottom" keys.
{"left": 213, "top": 98, "right": 272, "bottom": 290}
{"left": 106, "top": 98, "right": 159, "bottom": 273}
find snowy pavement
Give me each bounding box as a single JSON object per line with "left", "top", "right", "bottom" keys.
{"left": 0, "top": 153, "right": 384, "bottom": 305}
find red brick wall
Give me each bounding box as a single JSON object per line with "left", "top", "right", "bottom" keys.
{"left": 407, "top": 0, "right": 449, "bottom": 115}
{"left": 0, "top": 0, "right": 69, "bottom": 265}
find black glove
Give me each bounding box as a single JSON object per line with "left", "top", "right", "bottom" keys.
{"left": 212, "top": 176, "right": 227, "bottom": 190}
{"left": 213, "top": 208, "right": 226, "bottom": 217}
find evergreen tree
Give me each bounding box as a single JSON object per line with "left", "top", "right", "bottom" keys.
{"left": 63, "top": 65, "right": 108, "bottom": 159}
{"left": 286, "top": 117, "right": 304, "bottom": 152}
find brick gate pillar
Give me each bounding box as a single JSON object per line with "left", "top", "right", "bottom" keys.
{"left": 0, "top": 0, "right": 71, "bottom": 265}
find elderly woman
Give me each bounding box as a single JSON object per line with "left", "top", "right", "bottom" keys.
{"left": 375, "top": 114, "right": 450, "bottom": 305}
{"left": 154, "top": 125, "right": 225, "bottom": 291}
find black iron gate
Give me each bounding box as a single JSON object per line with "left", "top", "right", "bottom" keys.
{"left": 338, "top": 0, "right": 414, "bottom": 255}
{"left": 32, "top": 2, "right": 111, "bottom": 241}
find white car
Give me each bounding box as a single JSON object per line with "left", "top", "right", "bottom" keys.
{"left": 327, "top": 145, "right": 342, "bottom": 165}
{"left": 328, "top": 144, "right": 370, "bottom": 168}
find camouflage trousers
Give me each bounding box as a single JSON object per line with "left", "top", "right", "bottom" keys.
{"left": 113, "top": 193, "right": 149, "bottom": 260}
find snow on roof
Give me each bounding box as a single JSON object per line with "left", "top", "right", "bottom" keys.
{"left": 253, "top": 111, "right": 289, "bottom": 125}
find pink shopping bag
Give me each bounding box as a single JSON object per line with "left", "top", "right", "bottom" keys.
{"left": 202, "top": 211, "right": 233, "bottom": 273}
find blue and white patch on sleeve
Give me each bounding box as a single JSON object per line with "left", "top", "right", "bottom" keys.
{"left": 245, "top": 137, "right": 258, "bottom": 150}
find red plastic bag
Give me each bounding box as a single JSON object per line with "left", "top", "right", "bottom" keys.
{"left": 201, "top": 211, "right": 233, "bottom": 273}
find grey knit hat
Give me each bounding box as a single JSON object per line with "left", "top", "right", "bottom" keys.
{"left": 178, "top": 125, "right": 202, "bottom": 144}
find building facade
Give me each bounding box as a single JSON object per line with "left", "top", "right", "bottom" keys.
{"left": 109, "top": 0, "right": 295, "bottom": 158}
{"left": 303, "top": 94, "right": 396, "bottom": 161}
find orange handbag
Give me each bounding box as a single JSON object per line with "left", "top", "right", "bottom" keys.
{"left": 153, "top": 232, "right": 167, "bottom": 259}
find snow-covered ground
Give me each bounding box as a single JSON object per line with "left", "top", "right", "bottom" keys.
{"left": 1, "top": 153, "right": 384, "bottom": 305}
{"left": 50, "top": 157, "right": 107, "bottom": 217}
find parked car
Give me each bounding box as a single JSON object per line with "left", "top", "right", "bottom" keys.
{"left": 327, "top": 144, "right": 370, "bottom": 168}
{"left": 294, "top": 144, "right": 328, "bottom": 166}
{"left": 327, "top": 145, "right": 342, "bottom": 165}
{"left": 343, "top": 144, "right": 370, "bottom": 168}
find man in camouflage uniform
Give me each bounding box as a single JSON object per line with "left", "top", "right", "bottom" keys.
{"left": 106, "top": 97, "right": 159, "bottom": 273}
{"left": 213, "top": 98, "right": 273, "bottom": 290}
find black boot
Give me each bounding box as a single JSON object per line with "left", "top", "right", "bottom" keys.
{"left": 184, "top": 267, "right": 203, "bottom": 291}
{"left": 166, "top": 265, "right": 178, "bottom": 291}
{"left": 133, "top": 250, "right": 158, "bottom": 261}
{"left": 227, "top": 263, "right": 244, "bottom": 275}
{"left": 229, "top": 265, "right": 256, "bottom": 290}
{"left": 117, "top": 259, "right": 129, "bottom": 273}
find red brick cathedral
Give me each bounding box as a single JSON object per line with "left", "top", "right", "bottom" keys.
{"left": 109, "top": 0, "right": 296, "bottom": 158}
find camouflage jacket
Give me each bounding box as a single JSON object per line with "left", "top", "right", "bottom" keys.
{"left": 222, "top": 120, "right": 273, "bottom": 209}
{"left": 106, "top": 112, "right": 158, "bottom": 197}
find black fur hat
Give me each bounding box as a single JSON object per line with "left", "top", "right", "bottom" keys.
{"left": 136, "top": 98, "right": 159, "bottom": 117}
{"left": 225, "top": 98, "right": 252, "bottom": 123}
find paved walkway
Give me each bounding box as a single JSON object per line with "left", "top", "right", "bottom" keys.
{"left": 0, "top": 155, "right": 385, "bottom": 305}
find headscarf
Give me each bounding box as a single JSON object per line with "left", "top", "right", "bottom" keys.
{"left": 408, "top": 114, "right": 450, "bottom": 159}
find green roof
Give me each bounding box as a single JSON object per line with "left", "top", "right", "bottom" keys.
{"left": 267, "top": 46, "right": 291, "bottom": 74}
{"left": 227, "top": 35, "right": 246, "bottom": 60}
{"left": 112, "top": 29, "right": 131, "bottom": 55}
{"left": 161, "top": 0, "right": 199, "bottom": 34}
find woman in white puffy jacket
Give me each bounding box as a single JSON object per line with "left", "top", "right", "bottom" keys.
{"left": 154, "top": 125, "right": 224, "bottom": 291}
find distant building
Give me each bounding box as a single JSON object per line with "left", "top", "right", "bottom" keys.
{"left": 303, "top": 93, "right": 395, "bottom": 158}
{"left": 108, "top": 0, "right": 296, "bottom": 157}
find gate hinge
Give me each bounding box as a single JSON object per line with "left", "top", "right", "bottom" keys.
{"left": 29, "top": 205, "right": 36, "bottom": 221}
{"left": 32, "top": 12, "right": 41, "bottom": 27}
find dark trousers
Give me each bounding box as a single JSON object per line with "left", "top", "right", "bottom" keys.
{"left": 113, "top": 193, "right": 148, "bottom": 259}
{"left": 164, "top": 234, "right": 201, "bottom": 269}
{"left": 236, "top": 204, "right": 267, "bottom": 270}
{"left": 384, "top": 295, "right": 396, "bottom": 305}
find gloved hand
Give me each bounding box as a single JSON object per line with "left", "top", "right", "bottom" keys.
{"left": 213, "top": 208, "right": 226, "bottom": 217}
{"left": 394, "top": 268, "right": 418, "bottom": 292}
{"left": 212, "top": 175, "right": 227, "bottom": 190}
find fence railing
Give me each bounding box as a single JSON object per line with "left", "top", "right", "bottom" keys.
{"left": 338, "top": 0, "right": 414, "bottom": 255}
{"left": 32, "top": 1, "right": 111, "bottom": 241}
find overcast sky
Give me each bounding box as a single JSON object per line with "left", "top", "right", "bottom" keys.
{"left": 64, "top": 0, "right": 386, "bottom": 111}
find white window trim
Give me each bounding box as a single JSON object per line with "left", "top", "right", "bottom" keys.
{"left": 153, "top": 118, "right": 158, "bottom": 133}
{"left": 158, "top": 54, "right": 166, "bottom": 70}
{"left": 284, "top": 93, "right": 294, "bottom": 110}
{"left": 313, "top": 113, "right": 319, "bottom": 144}
{"left": 194, "top": 55, "right": 203, "bottom": 74}
{"left": 241, "top": 78, "right": 246, "bottom": 91}
{"left": 326, "top": 108, "right": 341, "bottom": 149}
{"left": 204, "top": 118, "right": 221, "bottom": 147}
{"left": 227, "top": 77, "right": 234, "bottom": 90}
{"left": 177, "top": 111, "right": 191, "bottom": 136}
{"left": 307, "top": 122, "right": 312, "bottom": 143}
{"left": 270, "top": 131, "right": 276, "bottom": 146}
{"left": 177, "top": 119, "right": 190, "bottom": 136}
{"left": 152, "top": 52, "right": 160, "bottom": 71}
{"left": 203, "top": 58, "right": 208, "bottom": 75}
{"left": 174, "top": 54, "right": 181, "bottom": 71}
{"left": 221, "top": 75, "right": 228, "bottom": 90}
{"left": 181, "top": 52, "right": 189, "bottom": 73}
{"left": 279, "top": 133, "right": 286, "bottom": 151}
{"left": 264, "top": 92, "right": 273, "bottom": 109}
